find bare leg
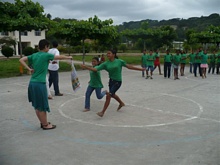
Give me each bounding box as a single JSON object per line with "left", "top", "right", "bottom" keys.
{"left": 35, "top": 110, "right": 54, "bottom": 128}
{"left": 112, "top": 94, "right": 125, "bottom": 111}
{"left": 158, "top": 65, "right": 162, "bottom": 75}
{"left": 97, "top": 93, "right": 111, "bottom": 117}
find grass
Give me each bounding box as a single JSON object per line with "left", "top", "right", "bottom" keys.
{"left": 0, "top": 58, "right": 80, "bottom": 79}
{"left": 0, "top": 54, "right": 190, "bottom": 78}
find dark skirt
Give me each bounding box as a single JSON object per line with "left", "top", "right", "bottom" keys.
{"left": 28, "top": 82, "right": 50, "bottom": 112}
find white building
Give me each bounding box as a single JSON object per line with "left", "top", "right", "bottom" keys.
{"left": 0, "top": 30, "right": 45, "bottom": 56}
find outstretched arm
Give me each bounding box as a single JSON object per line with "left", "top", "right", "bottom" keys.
{"left": 81, "top": 64, "right": 97, "bottom": 72}
{"left": 126, "top": 64, "right": 145, "bottom": 71}
{"left": 54, "top": 55, "right": 72, "bottom": 60}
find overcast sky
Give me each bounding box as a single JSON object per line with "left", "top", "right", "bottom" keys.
{"left": 3, "top": 0, "right": 220, "bottom": 25}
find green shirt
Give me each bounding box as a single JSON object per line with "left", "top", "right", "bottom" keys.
{"left": 146, "top": 54, "right": 155, "bottom": 66}
{"left": 172, "top": 54, "right": 181, "bottom": 65}
{"left": 209, "top": 54, "right": 216, "bottom": 64}
{"left": 180, "top": 54, "right": 187, "bottom": 63}
{"left": 96, "top": 59, "right": 127, "bottom": 81}
{"left": 28, "top": 52, "right": 54, "bottom": 83}
{"left": 194, "top": 53, "right": 202, "bottom": 63}
{"left": 89, "top": 66, "right": 103, "bottom": 88}
{"left": 141, "top": 54, "right": 147, "bottom": 65}
{"left": 201, "top": 54, "right": 208, "bottom": 64}
{"left": 164, "top": 54, "right": 172, "bottom": 62}
{"left": 216, "top": 54, "right": 220, "bottom": 63}
{"left": 188, "top": 53, "right": 195, "bottom": 63}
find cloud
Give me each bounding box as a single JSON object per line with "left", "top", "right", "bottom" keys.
{"left": 2, "top": 0, "right": 220, "bottom": 25}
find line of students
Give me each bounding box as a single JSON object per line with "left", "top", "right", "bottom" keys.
{"left": 142, "top": 48, "right": 220, "bottom": 80}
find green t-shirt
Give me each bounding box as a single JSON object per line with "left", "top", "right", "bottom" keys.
{"left": 188, "top": 53, "right": 195, "bottom": 63}
{"left": 194, "top": 53, "right": 202, "bottom": 63}
{"left": 201, "top": 54, "right": 208, "bottom": 64}
{"left": 180, "top": 54, "right": 187, "bottom": 63}
{"left": 141, "top": 54, "right": 147, "bottom": 65}
{"left": 89, "top": 66, "right": 103, "bottom": 88}
{"left": 146, "top": 54, "right": 155, "bottom": 66}
{"left": 164, "top": 54, "right": 172, "bottom": 62}
{"left": 96, "top": 59, "right": 127, "bottom": 81}
{"left": 209, "top": 54, "right": 216, "bottom": 64}
{"left": 28, "top": 52, "right": 54, "bottom": 83}
{"left": 172, "top": 54, "right": 181, "bottom": 65}
{"left": 216, "top": 54, "right": 220, "bottom": 63}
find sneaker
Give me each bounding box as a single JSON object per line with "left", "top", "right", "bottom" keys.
{"left": 55, "top": 93, "right": 63, "bottom": 96}
{"left": 146, "top": 76, "right": 150, "bottom": 79}
{"left": 150, "top": 77, "right": 153, "bottom": 79}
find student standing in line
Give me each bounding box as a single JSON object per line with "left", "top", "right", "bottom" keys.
{"left": 81, "top": 49, "right": 144, "bottom": 117}
{"left": 48, "top": 41, "right": 63, "bottom": 96}
{"left": 188, "top": 50, "right": 195, "bottom": 73}
{"left": 84, "top": 57, "right": 107, "bottom": 112}
{"left": 141, "top": 49, "right": 148, "bottom": 78}
{"left": 19, "top": 39, "right": 72, "bottom": 130}
{"left": 146, "top": 50, "right": 155, "bottom": 79}
{"left": 208, "top": 50, "right": 216, "bottom": 74}
{"left": 200, "top": 50, "right": 208, "bottom": 78}
{"left": 172, "top": 50, "right": 181, "bottom": 80}
{"left": 163, "top": 50, "right": 172, "bottom": 78}
{"left": 180, "top": 50, "right": 187, "bottom": 76}
{"left": 194, "top": 49, "right": 202, "bottom": 77}
{"left": 216, "top": 52, "right": 220, "bottom": 74}
{"left": 153, "top": 50, "right": 163, "bottom": 75}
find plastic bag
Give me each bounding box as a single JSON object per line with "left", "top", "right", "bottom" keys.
{"left": 71, "top": 61, "right": 81, "bottom": 92}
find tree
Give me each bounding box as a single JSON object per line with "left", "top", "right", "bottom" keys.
{"left": 0, "top": 0, "right": 50, "bottom": 58}
{"left": 49, "top": 15, "right": 119, "bottom": 63}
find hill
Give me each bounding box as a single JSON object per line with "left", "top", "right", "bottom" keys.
{"left": 117, "top": 13, "right": 220, "bottom": 41}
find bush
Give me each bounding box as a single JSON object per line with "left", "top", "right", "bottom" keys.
{"left": 1, "top": 46, "right": 14, "bottom": 58}
{"left": 23, "top": 47, "right": 34, "bottom": 56}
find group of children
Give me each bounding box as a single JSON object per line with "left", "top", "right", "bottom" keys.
{"left": 141, "top": 48, "right": 220, "bottom": 80}
{"left": 19, "top": 39, "right": 220, "bottom": 130}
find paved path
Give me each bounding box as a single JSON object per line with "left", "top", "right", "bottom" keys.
{"left": 0, "top": 66, "right": 219, "bottom": 165}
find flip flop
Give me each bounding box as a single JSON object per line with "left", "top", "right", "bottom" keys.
{"left": 42, "top": 123, "right": 56, "bottom": 130}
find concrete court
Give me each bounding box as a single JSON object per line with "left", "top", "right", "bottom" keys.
{"left": 0, "top": 65, "right": 219, "bottom": 165}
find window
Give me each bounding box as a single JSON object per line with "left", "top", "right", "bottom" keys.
{"left": 21, "top": 31, "right": 28, "bottom": 36}
{"left": 1, "top": 31, "right": 9, "bottom": 36}
{"left": 35, "top": 30, "right": 41, "bottom": 36}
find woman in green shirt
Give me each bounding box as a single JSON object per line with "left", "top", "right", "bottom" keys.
{"left": 200, "top": 50, "right": 208, "bottom": 78}
{"left": 81, "top": 50, "right": 144, "bottom": 117}
{"left": 84, "top": 57, "right": 106, "bottom": 112}
{"left": 19, "top": 39, "right": 72, "bottom": 130}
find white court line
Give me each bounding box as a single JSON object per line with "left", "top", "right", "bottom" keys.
{"left": 58, "top": 93, "right": 206, "bottom": 128}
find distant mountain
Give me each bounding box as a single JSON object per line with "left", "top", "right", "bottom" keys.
{"left": 117, "top": 13, "right": 220, "bottom": 41}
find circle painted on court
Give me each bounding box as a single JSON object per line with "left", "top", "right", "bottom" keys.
{"left": 58, "top": 93, "right": 203, "bottom": 128}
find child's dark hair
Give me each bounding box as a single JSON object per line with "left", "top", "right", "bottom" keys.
{"left": 52, "top": 41, "right": 58, "bottom": 48}
{"left": 93, "top": 57, "right": 100, "bottom": 65}
{"left": 38, "top": 39, "right": 50, "bottom": 50}
{"left": 109, "top": 49, "right": 118, "bottom": 59}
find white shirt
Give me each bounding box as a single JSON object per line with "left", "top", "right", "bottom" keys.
{"left": 48, "top": 48, "right": 60, "bottom": 71}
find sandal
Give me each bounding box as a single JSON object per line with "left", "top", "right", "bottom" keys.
{"left": 42, "top": 123, "right": 56, "bottom": 130}
{"left": 40, "top": 122, "right": 50, "bottom": 128}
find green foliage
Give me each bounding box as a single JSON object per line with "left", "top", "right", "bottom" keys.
{"left": 23, "top": 47, "right": 34, "bottom": 56}
{"left": 1, "top": 46, "right": 14, "bottom": 58}
{"left": 118, "top": 44, "right": 127, "bottom": 53}
{"left": 0, "top": 37, "right": 17, "bottom": 46}
{"left": 118, "top": 13, "right": 220, "bottom": 41}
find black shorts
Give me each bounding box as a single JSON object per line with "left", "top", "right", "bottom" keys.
{"left": 109, "top": 79, "right": 122, "bottom": 96}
